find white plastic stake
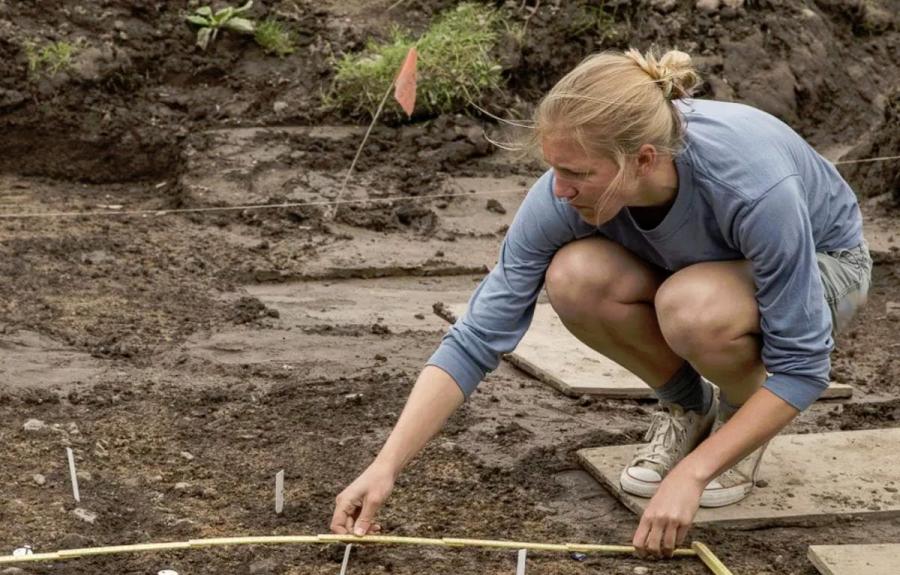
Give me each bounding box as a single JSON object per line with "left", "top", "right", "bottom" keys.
{"left": 275, "top": 470, "right": 284, "bottom": 514}
{"left": 516, "top": 548, "right": 527, "bottom": 575}
{"left": 339, "top": 544, "right": 352, "bottom": 575}
{"left": 66, "top": 447, "right": 80, "bottom": 503}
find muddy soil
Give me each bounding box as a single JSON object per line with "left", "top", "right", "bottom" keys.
{"left": 1, "top": 1, "right": 899, "bottom": 574}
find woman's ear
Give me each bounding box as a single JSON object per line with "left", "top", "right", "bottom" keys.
{"left": 635, "top": 144, "right": 658, "bottom": 177}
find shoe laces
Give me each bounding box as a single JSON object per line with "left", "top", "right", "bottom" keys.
{"left": 633, "top": 407, "right": 690, "bottom": 468}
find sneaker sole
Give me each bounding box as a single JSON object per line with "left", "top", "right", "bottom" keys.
{"left": 699, "top": 483, "right": 754, "bottom": 507}
{"left": 619, "top": 469, "right": 660, "bottom": 498}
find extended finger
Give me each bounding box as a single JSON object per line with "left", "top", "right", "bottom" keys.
{"left": 661, "top": 521, "right": 679, "bottom": 558}
{"left": 675, "top": 523, "right": 691, "bottom": 547}
{"left": 632, "top": 517, "right": 651, "bottom": 557}
{"left": 644, "top": 521, "right": 665, "bottom": 558}
{"left": 353, "top": 494, "right": 385, "bottom": 536}
{"left": 330, "top": 498, "right": 352, "bottom": 534}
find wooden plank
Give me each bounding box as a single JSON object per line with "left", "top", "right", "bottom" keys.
{"left": 441, "top": 303, "right": 852, "bottom": 399}
{"left": 808, "top": 544, "right": 900, "bottom": 575}
{"left": 578, "top": 428, "right": 900, "bottom": 528}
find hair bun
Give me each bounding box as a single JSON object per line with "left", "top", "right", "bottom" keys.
{"left": 625, "top": 48, "right": 701, "bottom": 100}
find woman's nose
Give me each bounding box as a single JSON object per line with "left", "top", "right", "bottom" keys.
{"left": 553, "top": 177, "right": 577, "bottom": 200}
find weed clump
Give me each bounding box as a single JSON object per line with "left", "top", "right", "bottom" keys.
{"left": 25, "top": 40, "right": 77, "bottom": 78}
{"left": 254, "top": 18, "right": 296, "bottom": 57}
{"left": 329, "top": 3, "right": 504, "bottom": 118}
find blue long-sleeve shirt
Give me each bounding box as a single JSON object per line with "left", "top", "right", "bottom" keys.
{"left": 428, "top": 99, "right": 863, "bottom": 411}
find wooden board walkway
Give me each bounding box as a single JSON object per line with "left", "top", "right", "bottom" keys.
{"left": 578, "top": 428, "right": 900, "bottom": 528}
{"left": 808, "top": 544, "right": 900, "bottom": 575}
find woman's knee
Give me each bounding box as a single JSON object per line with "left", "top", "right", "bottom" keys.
{"left": 546, "top": 238, "right": 659, "bottom": 322}
{"left": 655, "top": 269, "right": 734, "bottom": 358}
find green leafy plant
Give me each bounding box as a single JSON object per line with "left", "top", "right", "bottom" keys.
{"left": 329, "top": 3, "right": 504, "bottom": 118}
{"left": 254, "top": 18, "right": 296, "bottom": 57}
{"left": 186, "top": 0, "right": 255, "bottom": 50}
{"left": 24, "top": 40, "right": 77, "bottom": 78}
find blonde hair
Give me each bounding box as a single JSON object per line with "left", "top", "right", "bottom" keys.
{"left": 534, "top": 48, "right": 701, "bottom": 201}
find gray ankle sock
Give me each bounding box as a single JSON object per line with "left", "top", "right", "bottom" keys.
{"left": 718, "top": 394, "right": 741, "bottom": 421}
{"left": 653, "top": 362, "right": 713, "bottom": 414}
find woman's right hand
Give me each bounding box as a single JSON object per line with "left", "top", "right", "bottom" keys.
{"left": 331, "top": 463, "right": 396, "bottom": 536}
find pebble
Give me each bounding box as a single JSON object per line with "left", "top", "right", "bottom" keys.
{"left": 174, "top": 482, "right": 191, "bottom": 491}
{"left": 32, "top": 474, "right": 46, "bottom": 486}
{"left": 1, "top": 567, "right": 27, "bottom": 574}
{"left": 180, "top": 451, "right": 195, "bottom": 461}
{"left": 273, "top": 101, "right": 288, "bottom": 113}
{"left": 249, "top": 557, "right": 282, "bottom": 575}
{"left": 23, "top": 419, "right": 46, "bottom": 432}
{"left": 886, "top": 301, "right": 900, "bottom": 320}
{"left": 634, "top": 567, "right": 650, "bottom": 575}
{"left": 72, "top": 508, "right": 98, "bottom": 524}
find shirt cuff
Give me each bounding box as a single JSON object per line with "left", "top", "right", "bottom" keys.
{"left": 763, "top": 372, "right": 830, "bottom": 411}
{"left": 426, "top": 341, "right": 486, "bottom": 399}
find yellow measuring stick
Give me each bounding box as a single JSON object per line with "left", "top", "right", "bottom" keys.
{"left": 318, "top": 534, "right": 446, "bottom": 546}
{"left": 0, "top": 552, "right": 62, "bottom": 565}
{"left": 693, "top": 541, "right": 735, "bottom": 575}
{"left": 188, "top": 536, "right": 319, "bottom": 548}
{"left": 0, "top": 534, "right": 722, "bottom": 572}
{"left": 443, "top": 538, "right": 569, "bottom": 552}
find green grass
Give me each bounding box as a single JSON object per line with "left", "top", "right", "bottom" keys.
{"left": 328, "top": 2, "right": 504, "bottom": 118}
{"left": 25, "top": 40, "right": 77, "bottom": 78}
{"left": 254, "top": 18, "right": 296, "bottom": 57}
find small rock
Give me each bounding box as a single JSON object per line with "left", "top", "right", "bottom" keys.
{"left": 23, "top": 419, "right": 46, "bottom": 432}
{"left": 570, "top": 552, "right": 587, "bottom": 561}
{"left": 58, "top": 533, "right": 92, "bottom": 549}
{"left": 180, "top": 451, "right": 195, "bottom": 461}
{"left": 634, "top": 567, "right": 650, "bottom": 575}
{"left": 650, "top": 0, "right": 678, "bottom": 12}
{"left": 273, "top": 101, "right": 288, "bottom": 113}
{"left": 174, "top": 482, "right": 191, "bottom": 491}
{"left": 757, "top": 479, "right": 769, "bottom": 488}
{"left": 249, "top": 557, "right": 282, "bottom": 575}
{"left": 485, "top": 199, "right": 506, "bottom": 214}
{"left": 695, "top": 0, "right": 720, "bottom": 11}
{"left": 32, "top": 474, "right": 46, "bottom": 486}
{"left": 2, "top": 567, "right": 27, "bottom": 574}
{"left": 886, "top": 301, "right": 900, "bottom": 320}
{"left": 374, "top": 354, "right": 387, "bottom": 362}
{"left": 344, "top": 393, "right": 363, "bottom": 402}
{"left": 414, "top": 313, "right": 425, "bottom": 319}
{"left": 72, "top": 508, "right": 98, "bottom": 524}
{"left": 66, "top": 422, "right": 80, "bottom": 435}
{"left": 0, "top": 88, "right": 26, "bottom": 110}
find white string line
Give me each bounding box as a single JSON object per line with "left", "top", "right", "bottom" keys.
{"left": 833, "top": 154, "right": 900, "bottom": 166}
{"left": 0, "top": 153, "right": 895, "bottom": 221}
{"left": 0, "top": 188, "right": 528, "bottom": 220}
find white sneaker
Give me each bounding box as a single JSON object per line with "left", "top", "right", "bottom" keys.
{"left": 699, "top": 414, "right": 769, "bottom": 508}
{"left": 620, "top": 387, "right": 718, "bottom": 498}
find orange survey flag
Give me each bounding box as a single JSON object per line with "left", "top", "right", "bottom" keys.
{"left": 394, "top": 46, "right": 417, "bottom": 117}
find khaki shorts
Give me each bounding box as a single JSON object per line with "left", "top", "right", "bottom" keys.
{"left": 816, "top": 240, "right": 873, "bottom": 334}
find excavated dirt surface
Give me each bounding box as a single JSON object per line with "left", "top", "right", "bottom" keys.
{"left": 1, "top": 1, "right": 899, "bottom": 574}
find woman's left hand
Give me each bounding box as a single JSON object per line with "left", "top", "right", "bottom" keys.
{"left": 631, "top": 468, "right": 704, "bottom": 558}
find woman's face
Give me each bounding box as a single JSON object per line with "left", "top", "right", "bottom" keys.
{"left": 541, "top": 136, "right": 637, "bottom": 226}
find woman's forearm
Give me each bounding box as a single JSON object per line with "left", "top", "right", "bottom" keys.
{"left": 372, "top": 365, "right": 465, "bottom": 477}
